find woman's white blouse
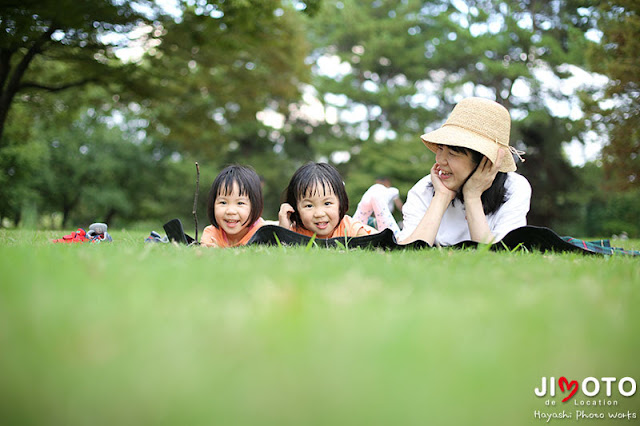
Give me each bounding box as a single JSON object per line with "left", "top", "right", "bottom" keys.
{"left": 398, "top": 172, "right": 532, "bottom": 245}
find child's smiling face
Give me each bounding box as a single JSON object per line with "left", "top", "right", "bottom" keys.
{"left": 215, "top": 182, "right": 252, "bottom": 244}
{"left": 296, "top": 185, "right": 341, "bottom": 238}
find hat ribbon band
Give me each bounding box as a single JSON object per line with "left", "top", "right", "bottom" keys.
{"left": 508, "top": 145, "right": 526, "bottom": 163}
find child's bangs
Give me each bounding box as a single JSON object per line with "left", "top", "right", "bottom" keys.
{"left": 300, "top": 179, "right": 334, "bottom": 199}
{"left": 217, "top": 177, "right": 249, "bottom": 198}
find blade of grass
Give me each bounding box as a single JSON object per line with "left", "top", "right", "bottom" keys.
{"left": 305, "top": 234, "right": 317, "bottom": 252}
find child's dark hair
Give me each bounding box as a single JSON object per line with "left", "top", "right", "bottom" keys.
{"left": 447, "top": 145, "right": 507, "bottom": 215}
{"left": 207, "top": 165, "right": 263, "bottom": 228}
{"left": 284, "top": 162, "right": 349, "bottom": 228}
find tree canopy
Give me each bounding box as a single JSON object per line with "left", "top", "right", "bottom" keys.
{"left": 0, "top": 0, "right": 164, "bottom": 143}
{"left": 585, "top": 0, "right": 639, "bottom": 191}
{"left": 300, "top": 0, "right": 601, "bottom": 228}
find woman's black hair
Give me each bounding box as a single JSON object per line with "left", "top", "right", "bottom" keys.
{"left": 284, "top": 162, "right": 349, "bottom": 229}
{"left": 207, "top": 165, "right": 263, "bottom": 228}
{"left": 446, "top": 145, "right": 508, "bottom": 215}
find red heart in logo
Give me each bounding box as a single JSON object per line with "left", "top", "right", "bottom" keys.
{"left": 559, "top": 376, "right": 579, "bottom": 402}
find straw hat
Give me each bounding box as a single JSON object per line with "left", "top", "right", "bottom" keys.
{"left": 420, "top": 97, "right": 524, "bottom": 172}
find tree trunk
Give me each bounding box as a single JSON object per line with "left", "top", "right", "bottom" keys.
{"left": 61, "top": 204, "right": 71, "bottom": 229}
{"left": 0, "top": 27, "right": 56, "bottom": 145}
{"left": 104, "top": 208, "right": 117, "bottom": 226}
{"left": 13, "top": 209, "right": 21, "bottom": 227}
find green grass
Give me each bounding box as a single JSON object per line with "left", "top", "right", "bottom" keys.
{"left": 1, "top": 229, "right": 639, "bottom": 426}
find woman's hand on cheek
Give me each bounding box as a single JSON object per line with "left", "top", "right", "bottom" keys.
{"left": 463, "top": 149, "right": 504, "bottom": 200}
{"left": 278, "top": 203, "right": 295, "bottom": 228}
{"left": 431, "top": 163, "right": 456, "bottom": 201}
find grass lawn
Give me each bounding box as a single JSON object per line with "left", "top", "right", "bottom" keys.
{"left": 1, "top": 229, "right": 639, "bottom": 425}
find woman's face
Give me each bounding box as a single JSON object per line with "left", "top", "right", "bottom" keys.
{"left": 433, "top": 145, "right": 477, "bottom": 192}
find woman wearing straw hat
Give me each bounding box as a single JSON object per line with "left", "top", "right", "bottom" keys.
{"left": 396, "top": 97, "right": 532, "bottom": 246}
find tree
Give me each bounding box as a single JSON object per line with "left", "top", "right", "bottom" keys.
{"left": 294, "top": 0, "right": 447, "bottom": 204}
{"left": 0, "top": 0, "right": 161, "bottom": 144}
{"left": 40, "top": 113, "right": 167, "bottom": 227}
{"left": 3, "top": 90, "right": 186, "bottom": 228}
{"left": 300, "top": 0, "right": 600, "bottom": 229}
{"left": 0, "top": 1, "right": 316, "bottom": 226}
{"left": 585, "top": 0, "right": 640, "bottom": 191}
{"left": 0, "top": 100, "right": 48, "bottom": 225}
{"left": 116, "top": 1, "right": 313, "bottom": 164}
{"left": 0, "top": 0, "right": 314, "bottom": 164}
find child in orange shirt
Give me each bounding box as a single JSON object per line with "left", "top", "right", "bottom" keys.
{"left": 201, "top": 165, "right": 265, "bottom": 247}
{"left": 278, "top": 162, "right": 376, "bottom": 239}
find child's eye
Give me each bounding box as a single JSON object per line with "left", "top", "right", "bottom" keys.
{"left": 217, "top": 200, "right": 227, "bottom": 205}
{"left": 324, "top": 201, "right": 332, "bottom": 206}
{"left": 303, "top": 203, "right": 312, "bottom": 208}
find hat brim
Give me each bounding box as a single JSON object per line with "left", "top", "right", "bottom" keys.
{"left": 421, "top": 125, "right": 517, "bottom": 173}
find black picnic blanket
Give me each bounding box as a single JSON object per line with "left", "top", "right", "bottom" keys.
{"left": 247, "top": 226, "right": 427, "bottom": 250}
{"left": 162, "top": 218, "right": 637, "bottom": 256}
{"left": 247, "top": 225, "right": 639, "bottom": 256}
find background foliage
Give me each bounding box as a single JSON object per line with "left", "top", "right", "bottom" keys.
{"left": 0, "top": 0, "right": 638, "bottom": 237}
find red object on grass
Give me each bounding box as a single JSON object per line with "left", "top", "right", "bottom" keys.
{"left": 53, "top": 228, "right": 89, "bottom": 243}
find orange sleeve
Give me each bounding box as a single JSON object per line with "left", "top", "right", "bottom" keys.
{"left": 235, "top": 218, "right": 265, "bottom": 246}
{"left": 200, "top": 225, "right": 223, "bottom": 247}
{"left": 290, "top": 217, "right": 376, "bottom": 239}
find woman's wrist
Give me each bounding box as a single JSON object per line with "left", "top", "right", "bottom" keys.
{"left": 429, "top": 192, "right": 454, "bottom": 222}
{"left": 432, "top": 187, "right": 456, "bottom": 204}
{"left": 462, "top": 188, "right": 482, "bottom": 203}
{"left": 463, "top": 195, "right": 493, "bottom": 243}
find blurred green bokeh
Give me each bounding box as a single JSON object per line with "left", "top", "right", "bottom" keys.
{"left": 1, "top": 230, "right": 639, "bottom": 425}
